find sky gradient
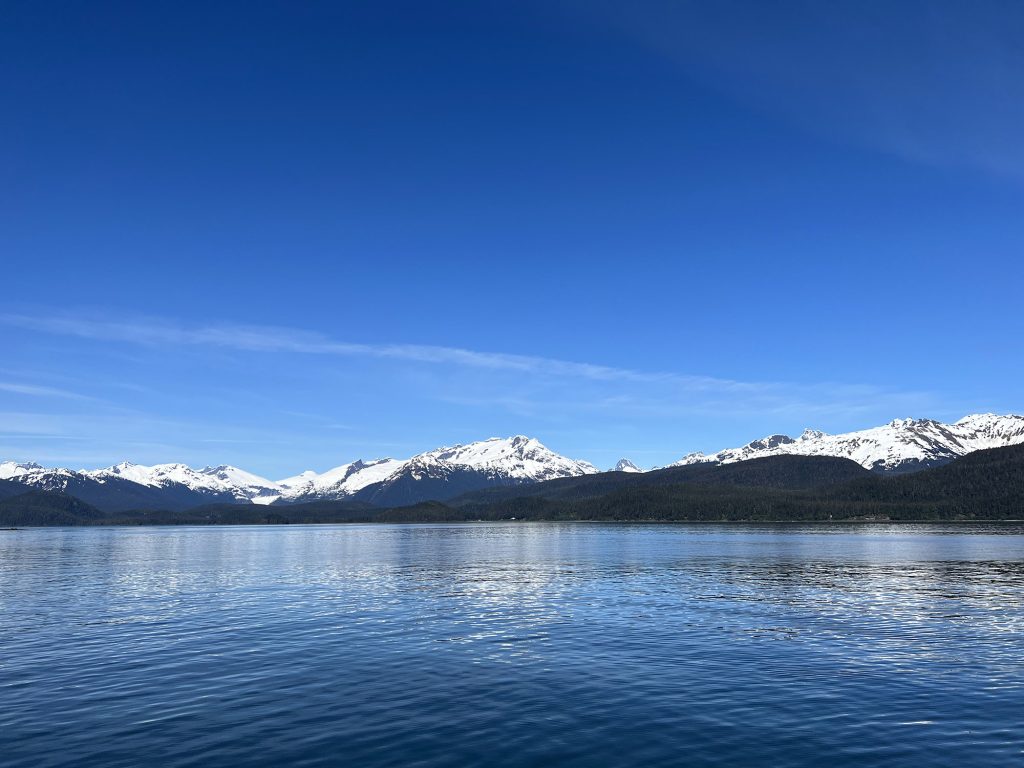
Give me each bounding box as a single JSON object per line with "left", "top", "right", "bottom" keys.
{"left": 3, "top": 1, "right": 1023, "bottom": 476}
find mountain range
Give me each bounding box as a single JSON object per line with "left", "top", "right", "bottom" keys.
{"left": 0, "top": 436, "right": 598, "bottom": 512}
{"left": 2, "top": 414, "right": 1022, "bottom": 513}
{"left": 669, "top": 413, "right": 1024, "bottom": 473}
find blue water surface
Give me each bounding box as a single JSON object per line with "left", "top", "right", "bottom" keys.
{"left": 1, "top": 523, "right": 1022, "bottom": 767}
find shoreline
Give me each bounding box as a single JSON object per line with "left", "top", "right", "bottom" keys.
{"left": 6, "top": 518, "right": 1024, "bottom": 530}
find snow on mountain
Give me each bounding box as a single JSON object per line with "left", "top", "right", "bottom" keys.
{"left": 612, "top": 459, "right": 643, "bottom": 473}
{"left": 1, "top": 466, "right": 83, "bottom": 495}
{"left": 279, "top": 436, "right": 598, "bottom": 504}
{"left": 0, "top": 462, "right": 78, "bottom": 487}
{"left": 0, "top": 460, "right": 46, "bottom": 480}
{"left": 7, "top": 417, "right": 1021, "bottom": 512}
{"left": 1, "top": 435, "right": 596, "bottom": 510}
{"left": 671, "top": 413, "right": 1024, "bottom": 473}
{"left": 422, "top": 436, "right": 598, "bottom": 481}
{"left": 353, "top": 436, "right": 598, "bottom": 506}
{"left": 87, "top": 462, "right": 282, "bottom": 503}
{"left": 199, "top": 465, "right": 285, "bottom": 504}
{"left": 89, "top": 461, "right": 193, "bottom": 488}
{"left": 5, "top": 460, "right": 282, "bottom": 509}
{"left": 953, "top": 413, "right": 1024, "bottom": 449}
{"left": 277, "top": 458, "right": 406, "bottom": 503}
{"left": 0, "top": 462, "right": 240, "bottom": 512}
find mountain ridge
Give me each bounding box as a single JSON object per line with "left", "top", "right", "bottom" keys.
{"left": 669, "top": 413, "right": 1024, "bottom": 473}
{"left": 0, "top": 435, "right": 597, "bottom": 511}
{"left": 4, "top": 444, "right": 1023, "bottom": 526}
{"left": 2, "top": 414, "right": 1022, "bottom": 512}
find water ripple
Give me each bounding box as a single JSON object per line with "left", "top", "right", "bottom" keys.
{"left": 1, "top": 523, "right": 1022, "bottom": 767}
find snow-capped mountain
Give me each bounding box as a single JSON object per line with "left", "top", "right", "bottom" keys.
{"left": 671, "top": 413, "right": 1024, "bottom": 473}
{"left": 426, "top": 436, "right": 598, "bottom": 482}
{"left": 0, "top": 461, "right": 241, "bottom": 512}
{"left": 0, "top": 460, "right": 47, "bottom": 480}
{"left": 362, "top": 436, "right": 599, "bottom": 506}
{"left": 612, "top": 459, "right": 643, "bottom": 473}
{"left": 277, "top": 458, "right": 407, "bottom": 504}
{"left": 283, "top": 436, "right": 598, "bottom": 506}
{"left": 87, "top": 461, "right": 282, "bottom": 504}
{"left": 0, "top": 436, "right": 597, "bottom": 511}
{"left": 6, "top": 418, "right": 1022, "bottom": 513}
{"left": 199, "top": 465, "right": 285, "bottom": 504}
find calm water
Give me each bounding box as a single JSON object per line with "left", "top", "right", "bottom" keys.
{"left": 1, "top": 524, "right": 1023, "bottom": 767}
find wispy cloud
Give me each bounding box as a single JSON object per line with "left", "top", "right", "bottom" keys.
{"left": 198, "top": 437, "right": 273, "bottom": 445}
{"left": 0, "top": 311, "right": 753, "bottom": 392}
{"left": 0, "top": 309, "right": 942, "bottom": 423}
{"left": 0, "top": 381, "right": 93, "bottom": 401}
{"left": 0, "top": 433, "right": 88, "bottom": 441}
{"left": 0, "top": 411, "right": 72, "bottom": 435}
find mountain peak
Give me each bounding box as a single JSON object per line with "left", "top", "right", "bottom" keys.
{"left": 0, "top": 460, "right": 45, "bottom": 480}
{"left": 425, "top": 436, "right": 598, "bottom": 478}
{"left": 799, "top": 428, "right": 826, "bottom": 441}
{"left": 612, "top": 459, "right": 643, "bottom": 473}
{"left": 888, "top": 417, "right": 938, "bottom": 429}
{"left": 745, "top": 434, "right": 796, "bottom": 451}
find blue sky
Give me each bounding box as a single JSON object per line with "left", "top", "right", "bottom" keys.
{"left": 2, "top": 1, "right": 1022, "bottom": 477}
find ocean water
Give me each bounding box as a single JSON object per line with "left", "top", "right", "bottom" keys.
{"left": 1, "top": 523, "right": 1022, "bottom": 767}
